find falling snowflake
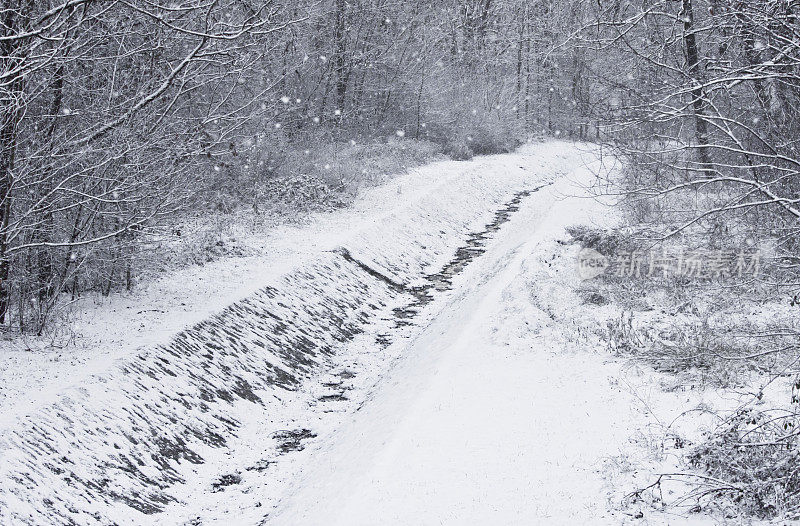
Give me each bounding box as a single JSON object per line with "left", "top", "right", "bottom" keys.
{"left": 280, "top": 96, "right": 290, "bottom": 104}
{"left": 396, "top": 130, "right": 405, "bottom": 137}
{"left": 274, "top": 123, "right": 281, "bottom": 129}
{"left": 313, "top": 116, "right": 320, "bottom": 124}
{"left": 324, "top": 164, "right": 331, "bottom": 170}
{"left": 349, "top": 139, "right": 357, "bottom": 146}
{"left": 334, "top": 109, "right": 342, "bottom": 116}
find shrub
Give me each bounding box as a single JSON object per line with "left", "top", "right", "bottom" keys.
{"left": 464, "top": 124, "right": 522, "bottom": 155}
{"left": 566, "top": 224, "right": 626, "bottom": 255}
{"left": 417, "top": 119, "right": 523, "bottom": 160}
{"left": 442, "top": 139, "right": 474, "bottom": 160}
{"left": 689, "top": 407, "right": 800, "bottom": 519}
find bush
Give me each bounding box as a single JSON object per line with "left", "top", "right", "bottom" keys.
{"left": 566, "top": 224, "right": 626, "bottom": 255}
{"left": 418, "top": 119, "right": 523, "bottom": 160}
{"left": 464, "top": 125, "right": 522, "bottom": 155}
{"left": 442, "top": 139, "right": 474, "bottom": 160}
{"left": 689, "top": 407, "right": 800, "bottom": 519}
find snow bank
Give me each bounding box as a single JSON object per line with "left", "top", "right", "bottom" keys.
{"left": 0, "top": 143, "right": 587, "bottom": 525}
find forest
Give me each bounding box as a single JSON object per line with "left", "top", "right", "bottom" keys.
{"left": 0, "top": 0, "right": 796, "bottom": 324}
{"left": 3, "top": 0, "right": 795, "bottom": 335}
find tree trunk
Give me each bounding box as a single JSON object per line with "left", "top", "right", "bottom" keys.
{"left": 333, "top": 0, "right": 347, "bottom": 114}
{"left": 516, "top": 5, "right": 526, "bottom": 121}
{"left": 0, "top": 6, "right": 23, "bottom": 326}
{"left": 682, "top": 0, "right": 712, "bottom": 171}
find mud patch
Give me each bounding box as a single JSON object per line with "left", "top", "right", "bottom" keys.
{"left": 375, "top": 333, "right": 392, "bottom": 347}
{"left": 337, "top": 369, "right": 356, "bottom": 380}
{"left": 246, "top": 460, "right": 276, "bottom": 472}
{"left": 318, "top": 393, "right": 348, "bottom": 402}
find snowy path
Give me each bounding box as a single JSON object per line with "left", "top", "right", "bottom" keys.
{"left": 264, "top": 164, "right": 648, "bottom": 525}
{"left": 2, "top": 145, "right": 712, "bottom": 525}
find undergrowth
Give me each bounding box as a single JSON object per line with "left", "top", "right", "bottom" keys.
{"left": 567, "top": 218, "right": 800, "bottom": 520}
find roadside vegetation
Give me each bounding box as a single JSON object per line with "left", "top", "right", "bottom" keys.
{"left": 566, "top": 205, "right": 800, "bottom": 519}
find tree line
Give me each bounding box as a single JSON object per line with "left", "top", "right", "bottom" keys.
{"left": 584, "top": 0, "right": 800, "bottom": 246}
{"left": 1, "top": 0, "right": 598, "bottom": 334}
{"left": 5, "top": 0, "right": 794, "bottom": 334}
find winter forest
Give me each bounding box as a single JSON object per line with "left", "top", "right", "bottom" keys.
{"left": 2, "top": 0, "right": 800, "bottom": 524}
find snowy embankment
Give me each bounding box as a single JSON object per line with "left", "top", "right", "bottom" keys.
{"left": 0, "top": 142, "right": 587, "bottom": 525}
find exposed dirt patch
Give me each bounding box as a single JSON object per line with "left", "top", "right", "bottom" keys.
{"left": 211, "top": 473, "right": 242, "bottom": 492}
{"left": 273, "top": 429, "right": 318, "bottom": 453}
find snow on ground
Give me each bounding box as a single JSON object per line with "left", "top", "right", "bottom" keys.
{"left": 250, "top": 156, "right": 722, "bottom": 525}
{"left": 1, "top": 142, "right": 607, "bottom": 525}
{"left": 0, "top": 142, "right": 581, "bottom": 430}
{"left": 262, "top": 159, "right": 636, "bottom": 525}
{"left": 0, "top": 142, "right": 764, "bottom": 525}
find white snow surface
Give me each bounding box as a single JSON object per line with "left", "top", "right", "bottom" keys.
{"left": 0, "top": 142, "right": 580, "bottom": 428}
{"left": 263, "top": 154, "right": 718, "bottom": 526}
{"left": 0, "top": 143, "right": 744, "bottom": 525}
{"left": 268, "top": 160, "right": 627, "bottom": 525}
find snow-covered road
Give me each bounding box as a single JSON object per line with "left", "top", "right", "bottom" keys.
{"left": 264, "top": 162, "right": 648, "bottom": 525}
{"left": 3, "top": 144, "right": 714, "bottom": 525}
